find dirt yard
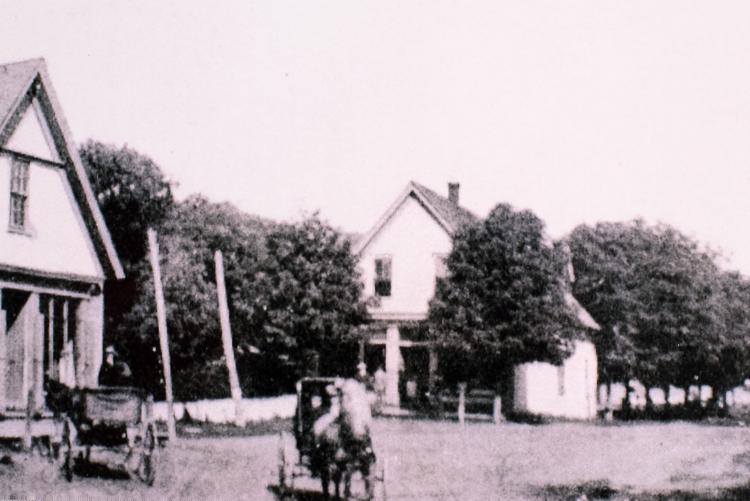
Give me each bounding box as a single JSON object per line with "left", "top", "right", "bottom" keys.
{"left": 1, "top": 419, "right": 750, "bottom": 500}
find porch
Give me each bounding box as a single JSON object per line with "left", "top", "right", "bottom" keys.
{"left": 361, "top": 321, "right": 438, "bottom": 409}
{"left": 0, "top": 273, "right": 103, "bottom": 428}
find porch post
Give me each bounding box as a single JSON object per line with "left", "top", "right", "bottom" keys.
{"left": 385, "top": 324, "right": 401, "bottom": 407}
{"left": 28, "top": 293, "right": 43, "bottom": 411}
{"left": 0, "top": 288, "right": 5, "bottom": 410}
{"left": 76, "top": 294, "right": 103, "bottom": 388}
{"left": 428, "top": 346, "right": 439, "bottom": 391}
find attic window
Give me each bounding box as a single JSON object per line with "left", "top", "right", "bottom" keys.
{"left": 374, "top": 257, "right": 392, "bottom": 297}
{"left": 9, "top": 157, "right": 30, "bottom": 231}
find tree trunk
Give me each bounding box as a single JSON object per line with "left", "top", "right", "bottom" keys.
{"left": 621, "top": 380, "right": 632, "bottom": 416}
{"left": 645, "top": 386, "right": 654, "bottom": 417}
{"left": 605, "top": 380, "right": 614, "bottom": 421}
{"left": 661, "top": 384, "right": 671, "bottom": 419}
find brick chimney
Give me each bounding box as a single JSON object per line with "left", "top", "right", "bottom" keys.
{"left": 448, "top": 182, "right": 460, "bottom": 205}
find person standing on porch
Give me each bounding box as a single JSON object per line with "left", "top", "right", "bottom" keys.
{"left": 355, "top": 362, "right": 374, "bottom": 390}
{"left": 98, "top": 345, "right": 133, "bottom": 387}
{"left": 373, "top": 365, "right": 387, "bottom": 414}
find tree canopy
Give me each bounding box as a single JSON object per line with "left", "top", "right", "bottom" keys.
{"left": 246, "top": 216, "right": 368, "bottom": 379}
{"left": 80, "top": 141, "right": 368, "bottom": 399}
{"left": 428, "top": 204, "right": 581, "bottom": 387}
{"left": 568, "top": 220, "right": 750, "bottom": 401}
{"left": 79, "top": 140, "right": 174, "bottom": 270}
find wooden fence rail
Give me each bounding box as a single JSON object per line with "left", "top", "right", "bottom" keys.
{"left": 437, "top": 383, "right": 503, "bottom": 424}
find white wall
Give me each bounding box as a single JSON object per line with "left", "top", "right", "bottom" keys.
{"left": 152, "top": 395, "right": 297, "bottom": 424}
{"left": 359, "top": 194, "right": 452, "bottom": 318}
{"left": 514, "top": 340, "right": 598, "bottom": 419}
{"left": 0, "top": 154, "right": 103, "bottom": 279}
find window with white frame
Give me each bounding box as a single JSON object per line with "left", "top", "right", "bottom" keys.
{"left": 9, "top": 157, "right": 30, "bottom": 231}
{"left": 374, "top": 257, "right": 392, "bottom": 297}
{"left": 434, "top": 253, "right": 448, "bottom": 281}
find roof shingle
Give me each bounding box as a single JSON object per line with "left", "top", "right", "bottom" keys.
{"left": 0, "top": 59, "right": 44, "bottom": 131}
{"left": 410, "top": 181, "right": 478, "bottom": 233}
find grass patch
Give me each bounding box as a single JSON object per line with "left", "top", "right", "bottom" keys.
{"left": 533, "top": 482, "right": 750, "bottom": 501}
{"left": 174, "top": 416, "right": 292, "bottom": 439}
{"left": 535, "top": 480, "right": 618, "bottom": 500}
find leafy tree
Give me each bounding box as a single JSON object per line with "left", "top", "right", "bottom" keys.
{"left": 118, "top": 196, "right": 271, "bottom": 399}
{"left": 247, "top": 216, "right": 368, "bottom": 381}
{"left": 79, "top": 141, "right": 176, "bottom": 389}
{"left": 568, "top": 220, "right": 729, "bottom": 409}
{"left": 700, "top": 272, "right": 750, "bottom": 408}
{"left": 428, "top": 204, "right": 581, "bottom": 397}
{"left": 79, "top": 140, "right": 174, "bottom": 270}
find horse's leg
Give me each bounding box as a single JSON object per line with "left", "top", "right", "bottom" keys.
{"left": 343, "top": 463, "right": 353, "bottom": 500}
{"left": 333, "top": 467, "right": 341, "bottom": 500}
{"left": 363, "top": 464, "right": 373, "bottom": 500}
{"left": 321, "top": 465, "right": 331, "bottom": 499}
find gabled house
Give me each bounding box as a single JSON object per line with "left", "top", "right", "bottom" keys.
{"left": 0, "top": 58, "right": 123, "bottom": 415}
{"left": 354, "top": 181, "right": 599, "bottom": 419}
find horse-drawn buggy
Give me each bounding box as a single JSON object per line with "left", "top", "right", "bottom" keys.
{"left": 278, "top": 377, "right": 386, "bottom": 500}
{"left": 49, "top": 384, "right": 159, "bottom": 485}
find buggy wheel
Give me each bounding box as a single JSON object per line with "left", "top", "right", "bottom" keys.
{"left": 61, "top": 420, "right": 73, "bottom": 482}
{"left": 277, "top": 432, "right": 293, "bottom": 497}
{"left": 375, "top": 456, "right": 387, "bottom": 501}
{"left": 140, "top": 423, "right": 157, "bottom": 486}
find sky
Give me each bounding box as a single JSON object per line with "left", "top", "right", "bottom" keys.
{"left": 3, "top": 1, "right": 750, "bottom": 271}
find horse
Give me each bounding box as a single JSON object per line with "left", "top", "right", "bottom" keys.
{"left": 312, "top": 379, "right": 376, "bottom": 500}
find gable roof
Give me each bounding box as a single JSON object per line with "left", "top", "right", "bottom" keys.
{"left": 0, "top": 58, "right": 124, "bottom": 280}
{"left": 354, "top": 180, "right": 478, "bottom": 255}
{"left": 564, "top": 290, "right": 600, "bottom": 331}
{"left": 411, "top": 182, "right": 478, "bottom": 231}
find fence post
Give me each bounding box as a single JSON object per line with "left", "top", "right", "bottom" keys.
{"left": 493, "top": 395, "right": 503, "bottom": 424}
{"left": 458, "top": 382, "right": 466, "bottom": 425}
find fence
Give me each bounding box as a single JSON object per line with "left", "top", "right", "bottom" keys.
{"left": 438, "top": 383, "right": 503, "bottom": 424}
{"left": 152, "top": 395, "right": 296, "bottom": 425}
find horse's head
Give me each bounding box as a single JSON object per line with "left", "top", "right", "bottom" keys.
{"left": 338, "top": 379, "right": 372, "bottom": 439}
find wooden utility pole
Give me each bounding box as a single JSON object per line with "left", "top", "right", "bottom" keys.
{"left": 215, "top": 250, "right": 244, "bottom": 425}
{"left": 147, "top": 229, "right": 177, "bottom": 441}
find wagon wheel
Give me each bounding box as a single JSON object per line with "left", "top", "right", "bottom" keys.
{"left": 277, "top": 432, "right": 294, "bottom": 498}
{"left": 139, "top": 422, "right": 158, "bottom": 486}
{"left": 277, "top": 432, "right": 288, "bottom": 492}
{"left": 373, "top": 455, "right": 387, "bottom": 501}
{"left": 61, "top": 419, "right": 74, "bottom": 482}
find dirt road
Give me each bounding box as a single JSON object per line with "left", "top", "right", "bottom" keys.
{"left": 2, "top": 419, "right": 750, "bottom": 500}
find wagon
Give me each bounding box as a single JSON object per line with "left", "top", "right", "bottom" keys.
{"left": 277, "top": 377, "right": 387, "bottom": 500}
{"left": 57, "top": 386, "right": 159, "bottom": 485}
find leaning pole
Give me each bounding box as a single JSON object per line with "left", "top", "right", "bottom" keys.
{"left": 147, "top": 229, "right": 177, "bottom": 441}
{"left": 214, "top": 250, "right": 244, "bottom": 425}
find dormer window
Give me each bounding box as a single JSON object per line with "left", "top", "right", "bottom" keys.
{"left": 374, "top": 257, "right": 392, "bottom": 297}
{"left": 9, "top": 157, "right": 30, "bottom": 231}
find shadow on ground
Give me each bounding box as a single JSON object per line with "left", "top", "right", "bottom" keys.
{"left": 71, "top": 459, "right": 132, "bottom": 480}
{"left": 267, "top": 485, "right": 329, "bottom": 501}
{"left": 534, "top": 480, "right": 750, "bottom": 501}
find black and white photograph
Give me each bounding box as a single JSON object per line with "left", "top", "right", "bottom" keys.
{"left": 2, "top": 1, "right": 750, "bottom": 499}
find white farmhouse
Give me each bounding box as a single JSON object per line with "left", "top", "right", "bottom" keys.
{"left": 354, "top": 181, "right": 599, "bottom": 419}
{"left": 0, "top": 58, "right": 124, "bottom": 420}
